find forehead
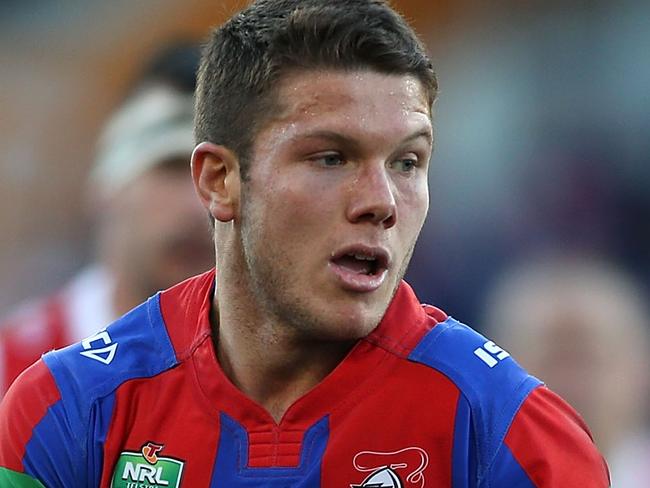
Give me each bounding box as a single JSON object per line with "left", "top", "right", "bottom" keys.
{"left": 263, "top": 69, "right": 432, "bottom": 141}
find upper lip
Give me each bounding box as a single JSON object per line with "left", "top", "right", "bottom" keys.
{"left": 330, "top": 244, "right": 391, "bottom": 270}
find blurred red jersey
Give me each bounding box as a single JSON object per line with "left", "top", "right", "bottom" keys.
{"left": 0, "top": 266, "right": 113, "bottom": 395}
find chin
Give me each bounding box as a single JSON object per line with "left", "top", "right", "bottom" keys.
{"left": 319, "top": 304, "right": 386, "bottom": 341}
{"left": 340, "top": 288, "right": 396, "bottom": 328}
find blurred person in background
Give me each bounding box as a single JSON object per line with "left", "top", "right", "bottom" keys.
{"left": 0, "top": 43, "right": 213, "bottom": 395}
{"left": 483, "top": 253, "right": 650, "bottom": 487}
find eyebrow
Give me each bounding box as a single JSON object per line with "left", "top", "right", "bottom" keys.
{"left": 292, "top": 127, "right": 433, "bottom": 148}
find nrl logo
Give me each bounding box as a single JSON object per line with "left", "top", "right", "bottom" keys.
{"left": 110, "top": 442, "right": 184, "bottom": 488}
{"left": 351, "top": 447, "right": 429, "bottom": 488}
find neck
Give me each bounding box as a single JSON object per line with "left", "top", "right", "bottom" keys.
{"left": 212, "top": 261, "right": 354, "bottom": 423}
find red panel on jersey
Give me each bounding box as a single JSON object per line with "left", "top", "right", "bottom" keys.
{"left": 365, "top": 281, "right": 437, "bottom": 357}
{"left": 505, "top": 386, "right": 610, "bottom": 487}
{"left": 159, "top": 270, "right": 214, "bottom": 361}
{"left": 99, "top": 359, "right": 222, "bottom": 488}
{"left": 0, "top": 360, "right": 61, "bottom": 471}
{"left": 322, "top": 356, "right": 460, "bottom": 486}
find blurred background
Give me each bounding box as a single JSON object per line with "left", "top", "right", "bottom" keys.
{"left": 1, "top": 0, "right": 648, "bottom": 322}
{"left": 1, "top": 0, "right": 649, "bottom": 482}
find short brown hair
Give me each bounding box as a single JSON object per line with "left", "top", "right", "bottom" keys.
{"left": 195, "top": 0, "right": 437, "bottom": 178}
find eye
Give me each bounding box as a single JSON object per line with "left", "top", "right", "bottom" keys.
{"left": 391, "top": 155, "right": 419, "bottom": 173}
{"left": 311, "top": 152, "right": 345, "bottom": 167}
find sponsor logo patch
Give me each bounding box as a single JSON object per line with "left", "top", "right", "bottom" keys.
{"left": 111, "top": 442, "right": 184, "bottom": 488}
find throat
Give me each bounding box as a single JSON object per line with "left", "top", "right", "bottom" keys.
{"left": 215, "top": 325, "right": 354, "bottom": 423}
{"left": 210, "top": 273, "right": 355, "bottom": 423}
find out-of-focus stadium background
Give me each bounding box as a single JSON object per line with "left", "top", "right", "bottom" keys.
{"left": 1, "top": 0, "right": 648, "bottom": 322}
{"left": 1, "top": 0, "right": 649, "bottom": 482}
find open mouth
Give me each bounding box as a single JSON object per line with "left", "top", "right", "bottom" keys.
{"left": 329, "top": 246, "right": 390, "bottom": 292}
{"left": 331, "top": 253, "right": 385, "bottom": 276}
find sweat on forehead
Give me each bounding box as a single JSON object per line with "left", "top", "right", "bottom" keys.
{"left": 260, "top": 70, "right": 432, "bottom": 143}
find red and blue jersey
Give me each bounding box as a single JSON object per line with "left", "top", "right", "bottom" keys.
{"left": 0, "top": 270, "right": 609, "bottom": 487}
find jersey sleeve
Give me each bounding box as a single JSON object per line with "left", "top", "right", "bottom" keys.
{"left": 0, "top": 360, "right": 82, "bottom": 487}
{"left": 488, "top": 385, "right": 610, "bottom": 487}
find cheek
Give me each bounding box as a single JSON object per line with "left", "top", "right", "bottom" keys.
{"left": 253, "top": 174, "right": 339, "bottom": 232}
{"left": 396, "top": 181, "right": 429, "bottom": 232}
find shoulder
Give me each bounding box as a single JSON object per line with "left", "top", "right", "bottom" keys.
{"left": 44, "top": 293, "right": 178, "bottom": 414}
{"left": 0, "top": 271, "right": 214, "bottom": 487}
{"left": 408, "top": 317, "right": 541, "bottom": 413}
{"left": 501, "top": 385, "right": 610, "bottom": 486}
{"left": 1, "top": 269, "right": 213, "bottom": 428}
{"left": 0, "top": 265, "right": 115, "bottom": 395}
{"left": 408, "top": 318, "right": 609, "bottom": 486}
{"left": 43, "top": 268, "right": 214, "bottom": 406}
{"left": 408, "top": 318, "right": 542, "bottom": 476}
{"left": 0, "top": 358, "right": 62, "bottom": 486}
{"left": 0, "top": 293, "right": 178, "bottom": 487}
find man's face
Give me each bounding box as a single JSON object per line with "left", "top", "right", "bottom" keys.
{"left": 109, "top": 159, "right": 213, "bottom": 299}
{"left": 238, "top": 70, "right": 432, "bottom": 340}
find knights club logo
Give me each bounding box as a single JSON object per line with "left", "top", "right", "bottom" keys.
{"left": 350, "top": 447, "right": 429, "bottom": 488}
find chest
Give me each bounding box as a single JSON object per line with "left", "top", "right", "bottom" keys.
{"left": 99, "top": 362, "right": 464, "bottom": 487}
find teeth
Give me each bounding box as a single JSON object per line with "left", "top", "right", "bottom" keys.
{"left": 352, "top": 253, "right": 375, "bottom": 261}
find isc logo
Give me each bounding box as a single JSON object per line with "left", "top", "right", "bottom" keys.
{"left": 80, "top": 329, "right": 118, "bottom": 365}
{"left": 473, "top": 340, "right": 510, "bottom": 368}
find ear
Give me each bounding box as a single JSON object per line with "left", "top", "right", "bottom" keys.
{"left": 191, "top": 142, "right": 241, "bottom": 222}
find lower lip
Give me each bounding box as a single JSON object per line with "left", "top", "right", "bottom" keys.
{"left": 328, "top": 262, "right": 388, "bottom": 292}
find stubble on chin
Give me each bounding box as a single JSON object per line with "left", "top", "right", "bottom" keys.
{"left": 240, "top": 233, "right": 418, "bottom": 343}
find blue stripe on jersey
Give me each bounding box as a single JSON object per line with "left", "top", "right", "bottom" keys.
{"left": 87, "top": 394, "right": 117, "bottom": 487}
{"left": 43, "top": 294, "right": 177, "bottom": 416}
{"left": 23, "top": 400, "right": 78, "bottom": 487}
{"left": 408, "top": 318, "right": 542, "bottom": 484}
{"left": 30, "top": 293, "right": 177, "bottom": 486}
{"left": 451, "top": 395, "right": 477, "bottom": 488}
{"left": 211, "top": 413, "right": 329, "bottom": 487}
{"left": 22, "top": 394, "right": 115, "bottom": 488}
{"left": 487, "top": 443, "right": 535, "bottom": 487}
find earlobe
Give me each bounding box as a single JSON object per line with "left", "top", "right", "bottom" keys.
{"left": 191, "top": 142, "right": 241, "bottom": 222}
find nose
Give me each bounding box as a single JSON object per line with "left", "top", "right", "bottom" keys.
{"left": 346, "top": 163, "right": 397, "bottom": 228}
